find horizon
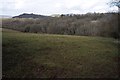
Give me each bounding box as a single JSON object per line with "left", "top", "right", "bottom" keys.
{"left": 0, "top": 12, "right": 118, "bottom": 17}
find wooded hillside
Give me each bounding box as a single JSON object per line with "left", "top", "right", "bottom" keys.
{"left": 2, "top": 13, "right": 119, "bottom": 38}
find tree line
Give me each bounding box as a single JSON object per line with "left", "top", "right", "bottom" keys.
{"left": 2, "top": 13, "right": 119, "bottom": 39}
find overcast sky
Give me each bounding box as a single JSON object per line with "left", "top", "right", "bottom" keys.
{"left": 0, "top": 0, "right": 118, "bottom": 16}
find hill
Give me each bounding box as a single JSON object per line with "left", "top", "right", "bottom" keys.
{"left": 0, "top": 15, "right": 12, "bottom": 18}
{"left": 12, "top": 13, "right": 50, "bottom": 19}
{"left": 2, "top": 29, "right": 119, "bottom": 78}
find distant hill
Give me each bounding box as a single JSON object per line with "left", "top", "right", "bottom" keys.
{"left": 0, "top": 15, "right": 12, "bottom": 18}
{"left": 12, "top": 13, "right": 50, "bottom": 19}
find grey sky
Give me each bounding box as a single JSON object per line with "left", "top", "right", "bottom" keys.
{"left": 0, "top": 0, "right": 118, "bottom": 16}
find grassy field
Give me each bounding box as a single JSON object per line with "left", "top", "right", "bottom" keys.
{"left": 2, "top": 29, "right": 119, "bottom": 78}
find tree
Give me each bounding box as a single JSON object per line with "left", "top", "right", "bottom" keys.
{"left": 110, "top": 0, "right": 120, "bottom": 7}
{"left": 109, "top": 0, "right": 120, "bottom": 12}
{"left": 109, "top": 0, "right": 120, "bottom": 39}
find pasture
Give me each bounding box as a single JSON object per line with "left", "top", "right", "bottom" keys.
{"left": 2, "top": 29, "right": 119, "bottom": 78}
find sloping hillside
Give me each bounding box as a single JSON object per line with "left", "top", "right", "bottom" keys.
{"left": 2, "top": 29, "right": 119, "bottom": 78}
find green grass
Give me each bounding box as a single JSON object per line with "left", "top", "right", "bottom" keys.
{"left": 2, "top": 29, "right": 119, "bottom": 78}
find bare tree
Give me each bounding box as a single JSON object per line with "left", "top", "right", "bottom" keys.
{"left": 109, "top": 0, "right": 120, "bottom": 12}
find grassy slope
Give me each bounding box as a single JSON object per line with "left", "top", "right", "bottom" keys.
{"left": 2, "top": 29, "right": 119, "bottom": 78}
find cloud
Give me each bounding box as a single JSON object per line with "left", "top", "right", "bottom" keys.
{"left": 1, "top": 0, "right": 118, "bottom": 16}
{"left": 14, "top": 0, "right": 25, "bottom": 9}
